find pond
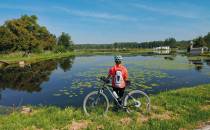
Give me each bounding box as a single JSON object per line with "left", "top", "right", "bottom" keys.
{"left": 1, "top": 54, "right": 210, "bottom": 108}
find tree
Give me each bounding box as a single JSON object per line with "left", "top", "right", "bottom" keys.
{"left": 203, "top": 32, "right": 210, "bottom": 48}
{"left": 164, "top": 38, "right": 176, "bottom": 48}
{"left": 57, "top": 32, "right": 74, "bottom": 51}
{"left": 0, "top": 15, "right": 56, "bottom": 53}
{"left": 193, "top": 36, "right": 207, "bottom": 47}
{"left": 0, "top": 26, "right": 17, "bottom": 52}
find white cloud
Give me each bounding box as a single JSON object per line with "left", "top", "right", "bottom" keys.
{"left": 53, "top": 6, "right": 137, "bottom": 21}
{"left": 131, "top": 3, "right": 200, "bottom": 19}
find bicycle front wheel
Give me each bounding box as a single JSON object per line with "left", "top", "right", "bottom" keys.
{"left": 124, "top": 90, "right": 150, "bottom": 114}
{"left": 83, "top": 91, "right": 109, "bottom": 116}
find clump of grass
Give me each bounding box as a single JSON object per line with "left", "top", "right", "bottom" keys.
{"left": 0, "top": 84, "right": 209, "bottom": 130}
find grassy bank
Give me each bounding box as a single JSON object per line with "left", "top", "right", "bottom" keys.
{"left": 0, "top": 51, "right": 75, "bottom": 64}
{"left": 0, "top": 49, "right": 153, "bottom": 64}
{"left": 0, "top": 84, "right": 209, "bottom": 130}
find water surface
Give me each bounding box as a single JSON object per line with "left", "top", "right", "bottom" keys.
{"left": 1, "top": 54, "right": 210, "bottom": 107}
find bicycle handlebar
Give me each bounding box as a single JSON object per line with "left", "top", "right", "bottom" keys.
{"left": 99, "top": 76, "right": 131, "bottom": 86}
{"left": 100, "top": 76, "right": 110, "bottom": 84}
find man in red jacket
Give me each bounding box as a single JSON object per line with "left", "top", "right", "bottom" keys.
{"left": 107, "top": 55, "right": 128, "bottom": 105}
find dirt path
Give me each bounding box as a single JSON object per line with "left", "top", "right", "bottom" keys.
{"left": 195, "top": 125, "right": 210, "bottom": 130}
{"left": 195, "top": 121, "right": 210, "bottom": 130}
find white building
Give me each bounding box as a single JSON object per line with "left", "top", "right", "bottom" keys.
{"left": 153, "top": 46, "right": 170, "bottom": 50}
{"left": 153, "top": 46, "right": 171, "bottom": 54}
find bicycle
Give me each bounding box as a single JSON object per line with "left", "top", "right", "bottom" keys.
{"left": 83, "top": 76, "right": 150, "bottom": 116}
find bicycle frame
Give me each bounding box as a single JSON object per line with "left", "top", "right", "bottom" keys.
{"left": 98, "top": 82, "right": 124, "bottom": 107}
{"left": 83, "top": 78, "right": 150, "bottom": 115}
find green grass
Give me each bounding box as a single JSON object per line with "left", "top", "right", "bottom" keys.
{"left": 0, "top": 84, "right": 209, "bottom": 130}
{"left": 0, "top": 51, "right": 75, "bottom": 64}
{"left": 0, "top": 49, "right": 153, "bottom": 64}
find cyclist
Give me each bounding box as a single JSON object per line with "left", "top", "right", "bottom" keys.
{"left": 107, "top": 55, "right": 128, "bottom": 105}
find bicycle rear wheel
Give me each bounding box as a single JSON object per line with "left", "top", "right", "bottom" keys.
{"left": 124, "top": 90, "right": 150, "bottom": 114}
{"left": 83, "top": 91, "right": 109, "bottom": 116}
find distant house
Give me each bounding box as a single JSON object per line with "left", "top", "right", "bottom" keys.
{"left": 153, "top": 46, "right": 170, "bottom": 50}
{"left": 153, "top": 46, "right": 170, "bottom": 54}
{"left": 189, "top": 42, "right": 208, "bottom": 55}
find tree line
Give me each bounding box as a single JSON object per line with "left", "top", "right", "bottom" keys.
{"left": 75, "top": 38, "right": 186, "bottom": 50}
{"left": 76, "top": 34, "right": 210, "bottom": 50}
{"left": 1, "top": 15, "right": 210, "bottom": 53}
{"left": 0, "top": 15, "right": 74, "bottom": 54}
{"left": 192, "top": 33, "right": 210, "bottom": 48}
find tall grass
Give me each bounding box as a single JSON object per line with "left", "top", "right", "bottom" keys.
{"left": 0, "top": 84, "right": 209, "bottom": 130}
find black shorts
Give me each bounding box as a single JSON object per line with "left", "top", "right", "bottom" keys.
{"left": 112, "top": 87, "right": 125, "bottom": 98}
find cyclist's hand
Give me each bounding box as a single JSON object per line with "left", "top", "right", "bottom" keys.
{"left": 100, "top": 76, "right": 110, "bottom": 83}
{"left": 104, "top": 78, "right": 110, "bottom": 83}
{"left": 126, "top": 80, "right": 131, "bottom": 86}
{"left": 100, "top": 76, "right": 106, "bottom": 81}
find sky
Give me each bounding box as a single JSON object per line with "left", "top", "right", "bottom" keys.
{"left": 0, "top": 0, "right": 210, "bottom": 44}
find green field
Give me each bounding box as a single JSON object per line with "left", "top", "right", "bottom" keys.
{"left": 0, "top": 84, "right": 209, "bottom": 130}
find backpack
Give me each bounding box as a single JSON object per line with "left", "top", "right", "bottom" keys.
{"left": 114, "top": 69, "right": 124, "bottom": 88}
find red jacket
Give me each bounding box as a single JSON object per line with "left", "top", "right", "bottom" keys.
{"left": 108, "top": 64, "right": 128, "bottom": 88}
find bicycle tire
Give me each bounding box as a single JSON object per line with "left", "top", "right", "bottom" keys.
{"left": 124, "top": 90, "right": 150, "bottom": 114}
{"left": 83, "top": 91, "right": 109, "bottom": 116}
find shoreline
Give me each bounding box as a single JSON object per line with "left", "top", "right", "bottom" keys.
{"left": 0, "top": 49, "right": 210, "bottom": 66}
{"left": 0, "top": 49, "right": 153, "bottom": 64}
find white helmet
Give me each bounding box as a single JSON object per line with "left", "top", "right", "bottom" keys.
{"left": 114, "top": 55, "right": 123, "bottom": 62}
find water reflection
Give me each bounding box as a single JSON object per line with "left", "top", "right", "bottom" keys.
{"left": 188, "top": 59, "right": 205, "bottom": 71}
{"left": 164, "top": 56, "right": 175, "bottom": 60}
{"left": 0, "top": 60, "right": 57, "bottom": 92}
{"left": 0, "top": 89, "right": 1, "bottom": 100}
{"left": 0, "top": 56, "right": 75, "bottom": 93}
{"left": 204, "top": 59, "right": 210, "bottom": 66}
{"left": 160, "top": 55, "right": 210, "bottom": 72}
{"left": 58, "top": 56, "right": 75, "bottom": 72}
{"left": 153, "top": 50, "right": 170, "bottom": 54}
